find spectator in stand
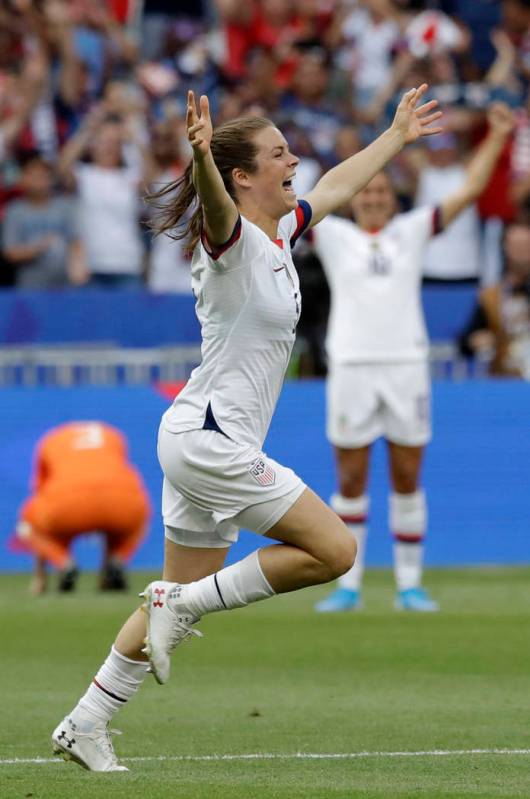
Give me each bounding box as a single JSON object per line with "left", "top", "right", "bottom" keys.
{"left": 214, "top": 0, "right": 323, "bottom": 87}
{"left": 415, "top": 132, "right": 481, "bottom": 282}
{"left": 58, "top": 104, "right": 147, "bottom": 287}
{"left": 146, "top": 117, "right": 192, "bottom": 293}
{"left": 460, "top": 222, "right": 530, "bottom": 376}
{"left": 279, "top": 47, "right": 352, "bottom": 165}
{"left": 2, "top": 151, "right": 87, "bottom": 288}
{"left": 15, "top": 421, "right": 151, "bottom": 595}
{"left": 335, "top": 0, "right": 403, "bottom": 109}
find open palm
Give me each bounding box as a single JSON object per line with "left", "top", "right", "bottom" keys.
{"left": 391, "top": 84, "right": 443, "bottom": 145}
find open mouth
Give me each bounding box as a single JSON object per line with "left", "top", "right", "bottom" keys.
{"left": 282, "top": 177, "right": 296, "bottom": 195}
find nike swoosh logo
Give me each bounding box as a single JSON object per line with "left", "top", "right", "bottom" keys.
{"left": 273, "top": 266, "right": 285, "bottom": 272}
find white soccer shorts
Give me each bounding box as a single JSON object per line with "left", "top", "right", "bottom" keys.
{"left": 158, "top": 426, "right": 306, "bottom": 548}
{"left": 326, "top": 361, "right": 431, "bottom": 448}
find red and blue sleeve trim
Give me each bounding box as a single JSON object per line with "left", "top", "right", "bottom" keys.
{"left": 290, "top": 199, "right": 312, "bottom": 248}
{"left": 432, "top": 206, "right": 443, "bottom": 236}
{"left": 201, "top": 215, "right": 242, "bottom": 261}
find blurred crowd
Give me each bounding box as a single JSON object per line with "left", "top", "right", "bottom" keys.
{"left": 1, "top": 0, "right": 530, "bottom": 372}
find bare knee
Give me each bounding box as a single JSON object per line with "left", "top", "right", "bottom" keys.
{"left": 322, "top": 525, "right": 357, "bottom": 581}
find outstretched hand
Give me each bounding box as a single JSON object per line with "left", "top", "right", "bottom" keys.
{"left": 187, "top": 90, "right": 213, "bottom": 158}
{"left": 391, "top": 84, "right": 443, "bottom": 145}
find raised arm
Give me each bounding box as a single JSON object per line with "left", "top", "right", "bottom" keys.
{"left": 187, "top": 91, "right": 239, "bottom": 247}
{"left": 304, "top": 84, "right": 442, "bottom": 226}
{"left": 440, "top": 103, "right": 514, "bottom": 230}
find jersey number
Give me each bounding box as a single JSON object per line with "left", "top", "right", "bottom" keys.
{"left": 369, "top": 251, "right": 391, "bottom": 275}
{"left": 73, "top": 423, "right": 105, "bottom": 449}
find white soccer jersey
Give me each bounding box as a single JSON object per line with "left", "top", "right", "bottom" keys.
{"left": 162, "top": 203, "right": 311, "bottom": 449}
{"left": 312, "top": 207, "right": 439, "bottom": 363}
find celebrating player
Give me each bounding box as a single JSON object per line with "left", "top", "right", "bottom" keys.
{"left": 313, "top": 103, "right": 514, "bottom": 613}
{"left": 16, "top": 421, "right": 150, "bottom": 594}
{"left": 52, "top": 85, "right": 442, "bottom": 771}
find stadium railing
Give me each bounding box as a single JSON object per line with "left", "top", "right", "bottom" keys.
{"left": 0, "top": 342, "right": 488, "bottom": 385}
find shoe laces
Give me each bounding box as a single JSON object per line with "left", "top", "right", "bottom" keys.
{"left": 167, "top": 617, "right": 203, "bottom": 653}
{"left": 88, "top": 726, "right": 122, "bottom": 766}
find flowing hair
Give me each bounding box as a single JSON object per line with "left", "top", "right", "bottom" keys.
{"left": 147, "top": 116, "right": 275, "bottom": 256}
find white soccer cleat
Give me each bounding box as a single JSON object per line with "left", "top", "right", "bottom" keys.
{"left": 51, "top": 715, "right": 128, "bottom": 772}
{"left": 140, "top": 580, "right": 202, "bottom": 685}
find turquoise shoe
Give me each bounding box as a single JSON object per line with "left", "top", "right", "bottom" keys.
{"left": 314, "top": 588, "right": 362, "bottom": 612}
{"left": 395, "top": 587, "right": 439, "bottom": 612}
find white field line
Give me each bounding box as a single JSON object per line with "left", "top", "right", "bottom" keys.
{"left": 1, "top": 748, "right": 530, "bottom": 766}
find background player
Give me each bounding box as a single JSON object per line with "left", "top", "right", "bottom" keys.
{"left": 313, "top": 102, "right": 514, "bottom": 613}
{"left": 16, "top": 421, "right": 150, "bottom": 595}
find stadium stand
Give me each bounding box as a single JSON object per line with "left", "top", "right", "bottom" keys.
{"left": 1, "top": 0, "right": 529, "bottom": 573}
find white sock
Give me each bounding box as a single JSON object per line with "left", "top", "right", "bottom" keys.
{"left": 70, "top": 646, "right": 149, "bottom": 730}
{"left": 183, "top": 550, "right": 275, "bottom": 617}
{"left": 390, "top": 490, "right": 426, "bottom": 591}
{"left": 331, "top": 493, "right": 369, "bottom": 592}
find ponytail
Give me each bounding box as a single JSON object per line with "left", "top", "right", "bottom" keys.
{"left": 146, "top": 115, "right": 274, "bottom": 256}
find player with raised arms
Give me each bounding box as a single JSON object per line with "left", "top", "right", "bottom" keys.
{"left": 313, "top": 103, "right": 514, "bottom": 614}
{"left": 52, "top": 85, "right": 442, "bottom": 771}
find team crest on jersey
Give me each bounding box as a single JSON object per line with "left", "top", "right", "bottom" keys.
{"left": 249, "top": 458, "right": 276, "bottom": 487}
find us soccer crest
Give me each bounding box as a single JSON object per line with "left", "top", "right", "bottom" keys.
{"left": 249, "top": 458, "right": 276, "bottom": 487}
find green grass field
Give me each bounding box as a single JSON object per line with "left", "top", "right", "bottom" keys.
{"left": 2, "top": 567, "right": 530, "bottom": 799}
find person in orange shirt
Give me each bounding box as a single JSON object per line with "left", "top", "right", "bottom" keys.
{"left": 16, "top": 421, "right": 151, "bottom": 595}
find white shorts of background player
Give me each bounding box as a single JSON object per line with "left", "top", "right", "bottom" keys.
{"left": 326, "top": 361, "right": 431, "bottom": 448}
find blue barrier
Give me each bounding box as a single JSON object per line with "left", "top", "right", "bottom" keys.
{"left": 0, "top": 285, "right": 476, "bottom": 345}
{"left": 1, "top": 379, "right": 528, "bottom": 573}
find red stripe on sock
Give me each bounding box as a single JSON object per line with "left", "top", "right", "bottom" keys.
{"left": 93, "top": 678, "right": 127, "bottom": 703}
{"left": 393, "top": 532, "right": 424, "bottom": 543}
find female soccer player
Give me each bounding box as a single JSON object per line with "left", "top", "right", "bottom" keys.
{"left": 52, "top": 85, "right": 442, "bottom": 771}
{"left": 313, "top": 103, "right": 514, "bottom": 614}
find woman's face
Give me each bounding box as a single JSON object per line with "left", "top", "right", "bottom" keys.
{"left": 236, "top": 125, "right": 300, "bottom": 220}
{"left": 351, "top": 172, "right": 396, "bottom": 230}
{"left": 90, "top": 123, "right": 123, "bottom": 167}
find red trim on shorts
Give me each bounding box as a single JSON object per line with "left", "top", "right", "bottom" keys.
{"left": 339, "top": 514, "right": 367, "bottom": 524}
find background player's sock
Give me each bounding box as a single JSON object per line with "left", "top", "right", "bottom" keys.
{"left": 390, "top": 490, "right": 426, "bottom": 590}
{"left": 330, "top": 493, "right": 368, "bottom": 591}
{"left": 183, "top": 550, "right": 275, "bottom": 616}
{"left": 69, "top": 646, "right": 149, "bottom": 730}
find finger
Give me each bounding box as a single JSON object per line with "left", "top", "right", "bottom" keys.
{"left": 199, "top": 94, "right": 210, "bottom": 121}
{"left": 416, "top": 99, "right": 438, "bottom": 116}
{"left": 188, "top": 121, "right": 206, "bottom": 137}
{"left": 414, "top": 83, "right": 429, "bottom": 104}
{"left": 420, "top": 126, "right": 444, "bottom": 137}
{"left": 187, "top": 89, "right": 198, "bottom": 123}
{"left": 419, "top": 111, "right": 443, "bottom": 126}
{"left": 402, "top": 86, "right": 418, "bottom": 105}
